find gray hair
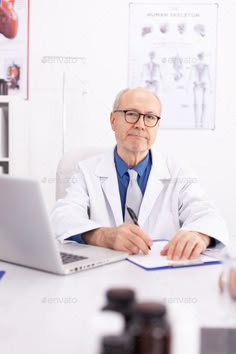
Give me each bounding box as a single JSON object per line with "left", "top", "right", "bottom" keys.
{"left": 112, "top": 88, "right": 130, "bottom": 111}
{"left": 112, "top": 87, "right": 161, "bottom": 112}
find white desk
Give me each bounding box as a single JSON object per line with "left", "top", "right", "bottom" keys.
{"left": 0, "top": 259, "right": 229, "bottom": 354}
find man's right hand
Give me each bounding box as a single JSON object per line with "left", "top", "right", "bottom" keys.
{"left": 82, "top": 223, "right": 153, "bottom": 255}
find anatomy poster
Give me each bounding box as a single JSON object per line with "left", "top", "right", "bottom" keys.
{"left": 128, "top": 3, "right": 218, "bottom": 129}
{"left": 0, "top": 0, "right": 29, "bottom": 99}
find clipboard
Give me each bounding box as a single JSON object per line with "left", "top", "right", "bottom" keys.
{"left": 127, "top": 240, "right": 222, "bottom": 271}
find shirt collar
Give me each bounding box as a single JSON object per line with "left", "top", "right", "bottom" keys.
{"left": 114, "top": 146, "right": 151, "bottom": 177}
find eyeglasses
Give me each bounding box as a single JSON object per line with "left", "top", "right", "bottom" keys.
{"left": 113, "top": 110, "right": 160, "bottom": 127}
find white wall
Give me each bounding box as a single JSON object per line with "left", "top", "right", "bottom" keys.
{"left": 13, "top": 0, "right": 236, "bottom": 237}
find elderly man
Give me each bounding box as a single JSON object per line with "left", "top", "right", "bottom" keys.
{"left": 51, "top": 87, "right": 228, "bottom": 260}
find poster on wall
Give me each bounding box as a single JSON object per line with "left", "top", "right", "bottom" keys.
{"left": 0, "top": 0, "right": 29, "bottom": 99}
{"left": 128, "top": 3, "right": 218, "bottom": 129}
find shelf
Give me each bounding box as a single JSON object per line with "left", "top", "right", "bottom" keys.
{"left": 0, "top": 159, "right": 9, "bottom": 174}
{"left": 0, "top": 96, "right": 21, "bottom": 103}
{"left": 0, "top": 101, "right": 9, "bottom": 174}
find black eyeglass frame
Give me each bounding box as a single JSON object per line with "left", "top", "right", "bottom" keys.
{"left": 113, "top": 109, "right": 161, "bottom": 127}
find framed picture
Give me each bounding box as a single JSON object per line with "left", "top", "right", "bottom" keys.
{"left": 128, "top": 3, "right": 218, "bottom": 129}
{"left": 0, "top": 0, "right": 30, "bottom": 99}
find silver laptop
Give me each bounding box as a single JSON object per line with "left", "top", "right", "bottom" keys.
{"left": 0, "top": 175, "right": 127, "bottom": 275}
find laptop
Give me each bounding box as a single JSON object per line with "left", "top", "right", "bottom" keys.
{"left": 0, "top": 175, "right": 128, "bottom": 275}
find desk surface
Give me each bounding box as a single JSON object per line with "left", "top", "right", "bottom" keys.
{"left": 0, "top": 259, "right": 229, "bottom": 354}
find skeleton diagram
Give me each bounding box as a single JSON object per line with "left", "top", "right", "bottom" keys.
{"left": 142, "top": 51, "right": 163, "bottom": 94}
{"left": 189, "top": 52, "right": 211, "bottom": 128}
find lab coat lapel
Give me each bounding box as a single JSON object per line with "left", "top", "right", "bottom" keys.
{"left": 138, "top": 151, "right": 170, "bottom": 227}
{"left": 95, "top": 150, "right": 123, "bottom": 226}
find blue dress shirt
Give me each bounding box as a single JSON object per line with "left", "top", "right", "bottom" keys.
{"left": 66, "top": 148, "right": 152, "bottom": 243}
{"left": 114, "top": 148, "right": 152, "bottom": 218}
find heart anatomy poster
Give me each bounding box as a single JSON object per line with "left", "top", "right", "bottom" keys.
{"left": 0, "top": 0, "right": 29, "bottom": 99}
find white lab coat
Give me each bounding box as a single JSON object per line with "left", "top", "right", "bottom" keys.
{"left": 51, "top": 148, "right": 229, "bottom": 246}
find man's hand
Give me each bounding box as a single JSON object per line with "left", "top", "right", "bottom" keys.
{"left": 160, "top": 230, "right": 210, "bottom": 260}
{"left": 82, "top": 223, "right": 153, "bottom": 255}
{"left": 219, "top": 270, "right": 236, "bottom": 299}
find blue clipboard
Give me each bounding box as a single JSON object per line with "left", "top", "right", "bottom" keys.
{"left": 0, "top": 270, "right": 5, "bottom": 279}
{"left": 127, "top": 239, "right": 222, "bottom": 271}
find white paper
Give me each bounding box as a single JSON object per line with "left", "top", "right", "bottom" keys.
{"left": 128, "top": 241, "right": 220, "bottom": 269}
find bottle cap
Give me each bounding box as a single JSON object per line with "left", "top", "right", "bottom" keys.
{"left": 106, "top": 288, "right": 135, "bottom": 305}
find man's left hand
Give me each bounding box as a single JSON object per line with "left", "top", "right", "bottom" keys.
{"left": 160, "top": 230, "right": 210, "bottom": 260}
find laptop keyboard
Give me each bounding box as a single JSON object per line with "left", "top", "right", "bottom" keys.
{"left": 60, "top": 252, "right": 88, "bottom": 264}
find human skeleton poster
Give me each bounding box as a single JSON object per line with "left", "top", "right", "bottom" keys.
{"left": 128, "top": 3, "right": 217, "bottom": 129}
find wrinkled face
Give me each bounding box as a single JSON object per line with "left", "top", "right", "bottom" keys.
{"left": 110, "top": 88, "right": 161, "bottom": 156}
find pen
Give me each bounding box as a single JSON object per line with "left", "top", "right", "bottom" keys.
{"left": 126, "top": 206, "right": 151, "bottom": 250}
